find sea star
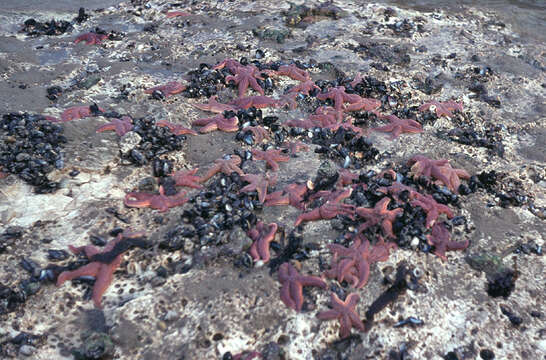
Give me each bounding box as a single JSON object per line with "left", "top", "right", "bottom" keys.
{"left": 408, "top": 155, "right": 470, "bottom": 193}
{"left": 225, "top": 65, "right": 265, "bottom": 98}
{"left": 316, "top": 86, "right": 362, "bottom": 112}
{"left": 336, "top": 168, "right": 359, "bottom": 188}
{"left": 372, "top": 114, "right": 423, "bottom": 139}
{"left": 229, "top": 95, "right": 280, "bottom": 109}
{"left": 295, "top": 189, "right": 355, "bottom": 226}
{"left": 165, "top": 11, "right": 191, "bottom": 18}
{"left": 350, "top": 73, "right": 363, "bottom": 88}
{"left": 288, "top": 79, "right": 320, "bottom": 95}
{"left": 419, "top": 100, "right": 463, "bottom": 118}
{"left": 427, "top": 223, "right": 469, "bottom": 261}
{"left": 192, "top": 114, "right": 239, "bottom": 133}
{"left": 278, "top": 93, "right": 300, "bottom": 110}
{"left": 268, "top": 64, "right": 311, "bottom": 82}
{"left": 200, "top": 155, "right": 244, "bottom": 182}
{"left": 213, "top": 58, "right": 243, "bottom": 73}
{"left": 56, "top": 229, "right": 145, "bottom": 308}
{"left": 124, "top": 185, "right": 188, "bottom": 212}
{"left": 317, "top": 292, "right": 364, "bottom": 338}
{"left": 251, "top": 149, "right": 290, "bottom": 171}
{"left": 247, "top": 221, "right": 278, "bottom": 262}
{"left": 233, "top": 351, "right": 262, "bottom": 360}
{"left": 192, "top": 96, "right": 237, "bottom": 113}
{"left": 265, "top": 183, "right": 308, "bottom": 210}
{"left": 377, "top": 182, "right": 418, "bottom": 202}
{"left": 144, "top": 81, "right": 186, "bottom": 98}
{"left": 243, "top": 126, "right": 270, "bottom": 144}
{"left": 285, "top": 117, "right": 322, "bottom": 129}
{"left": 240, "top": 173, "right": 278, "bottom": 203}
{"left": 278, "top": 262, "right": 327, "bottom": 311}
{"left": 156, "top": 120, "right": 198, "bottom": 135}
{"left": 356, "top": 197, "right": 403, "bottom": 238}
{"left": 344, "top": 97, "right": 381, "bottom": 112}
{"left": 171, "top": 168, "right": 203, "bottom": 189}
{"left": 312, "top": 105, "right": 344, "bottom": 124}
{"left": 61, "top": 105, "right": 105, "bottom": 122}
{"left": 74, "top": 32, "right": 108, "bottom": 45}
{"left": 281, "top": 141, "right": 309, "bottom": 155}
{"left": 410, "top": 193, "right": 454, "bottom": 228}
{"left": 96, "top": 116, "right": 133, "bottom": 136}
{"left": 325, "top": 235, "right": 396, "bottom": 289}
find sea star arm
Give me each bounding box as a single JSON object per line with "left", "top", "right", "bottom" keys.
{"left": 74, "top": 32, "right": 107, "bottom": 45}
{"left": 192, "top": 115, "right": 239, "bottom": 133}
{"left": 144, "top": 81, "right": 186, "bottom": 97}
{"left": 96, "top": 116, "right": 134, "bottom": 136}
{"left": 200, "top": 156, "right": 244, "bottom": 182}
{"left": 248, "top": 222, "right": 278, "bottom": 262}
{"left": 192, "top": 96, "right": 237, "bottom": 113}
{"left": 157, "top": 120, "right": 197, "bottom": 135}
{"left": 240, "top": 173, "right": 277, "bottom": 203}
{"left": 171, "top": 168, "right": 203, "bottom": 189}
{"left": 251, "top": 149, "right": 290, "bottom": 171}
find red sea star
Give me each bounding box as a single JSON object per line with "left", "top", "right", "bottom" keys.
{"left": 213, "top": 58, "right": 243, "bottom": 73}
{"left": 427, "top": 223, "right": 469, "bottom": 261}
{"left": 229, "top": 95, "right": 280, "bottom": 110}
{"left": 192, "top": 114, "right": 239, "bottom": 133}
{"left": 192, "top": 96, "right": 237, "bottom": 114}
{"left": 316, "top": 86, "right": 362, "bottom": 112}
{"left": 240, "top": 173, "right": 277, "bottom": 203}
{"left": 56, "top": 229, "right": 145, "bottom": 308}
{"left": 281, "top": 141, "right": 309, "bottom": 155}
{"left": 372, "top": 114, "right": 423, "bottom": 139}
{"left": 61, "top": 105, "right": 105, "bottom": 122}
{"left": 295, "top": 189, "right": 355, "bottom": 226}
{"left": 200, "top": 155, "right": 244, "bottom": 182}
{"left": 325, "top": 234, "right": 396, "bottom": 289}
{"left": 336, "top": 168, "right": 359, "bottom": 188}
{"left": 268, "top": 64, "right": 311, "bottom": 82}
{"left": 356, "top": 197, "right": 403, "bottom": 238}
{"left": 156, "top": 120, "right": 198, "bottom": 135}
{"left": 74, "top": 32, "right": 108, "bottom": 45}
{"left": 350, "top": 73, "right": 363, "bottom": 88}
{"left": 317, "top": 292, "right": 364, "bottom": 338}
{"left": 144, "top": 81, "right": 186, "bottom": 98}
{"left": 278, "top": 262, "right": 326, "bottom": 311}
{"left": 165, "top": 11, "right": 191, "bottom": 18}
{"left": 124, "top": 185, "right": 188, "bottom": 212}
{"left": 171, "top": 168, "right": 203, "bottom": 189}
{"left": 251, "top": 149, "right": 290, "bottom": 171}
{"left": 408, "top": 155, "right": 470, "bottom": 193}
{"left": 265, "top": 183, "right": 308, "bottom": 210}
{"left": 410, "top": 193, "right": 454, "bottom": 228}
{"left": 288, "top": 79, "right": 320, "bottom": 95}
{"left": 247, "top": 221, "right": 278, "bottom": 262}
{"left": 96, "top": 116, "right": 133, "bottom": 136}
{"left": 243, "top": 126, "right": 270, "bottom": 144}
{"left": 225, "top": 65, "right": 265, "bottom": 98}
{"left": 344, "top": 97, "right": 381, "bottom": 112}
{"left": 419, "top": 100, "right": 463, "bottom": 118}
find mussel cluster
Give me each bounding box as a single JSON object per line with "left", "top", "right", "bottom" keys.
{"left": 0, "top": 113, "right": 67, "bottom": 193}
{"left": 161, "top": 172, "right": 261, "bottom": 254}
{"left": 125, "top": 118, "right": 186, "bottom": 165}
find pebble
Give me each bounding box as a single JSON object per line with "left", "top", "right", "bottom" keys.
{"left": 118, "top": 131, "right": 141, "bottom": 155}
{"left": 19, "top": 345, "right": 36, "bottom": 356}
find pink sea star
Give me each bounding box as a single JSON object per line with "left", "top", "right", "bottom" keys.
{"left": 278, "top": 262, "right": 326, "bottom": 311}
{"left": 317, "top": 292, "right": 364, "bottom": 338}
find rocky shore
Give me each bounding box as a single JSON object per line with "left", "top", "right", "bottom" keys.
{"left": 0, "top": 1, "right": 544, "bottom": 359}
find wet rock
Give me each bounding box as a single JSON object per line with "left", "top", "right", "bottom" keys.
{"left": 118, "top": 131, "right": 141, "bottom": 156}
{"left": 19, "top": 345, "right": 36, "bottom": 356}
{"left": 77, "top": 75, "right": 101, "bottom": 90}
{"left": 72, "top": 331, "right": 114, "bottom": 360}
{"left": 487, "top": 269, "right": 516, "bottom": 298}
{"left": 252, "top": 26, "right": 291, "bottom": 44}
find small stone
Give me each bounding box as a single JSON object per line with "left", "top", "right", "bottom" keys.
{"left": 479, "top": 349, "right": 495, "bottom": 360}
{"left": 118, "top": 131, "right": 141, "bottom": 155}
{"left": 410, "top": 237, "right": 420, "bottom": 248}
{"left": 19, "top": 345, "right": 36, "bottom": 356}
{"left": 163, "top": 310, "right": 179, "bottom": 322}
